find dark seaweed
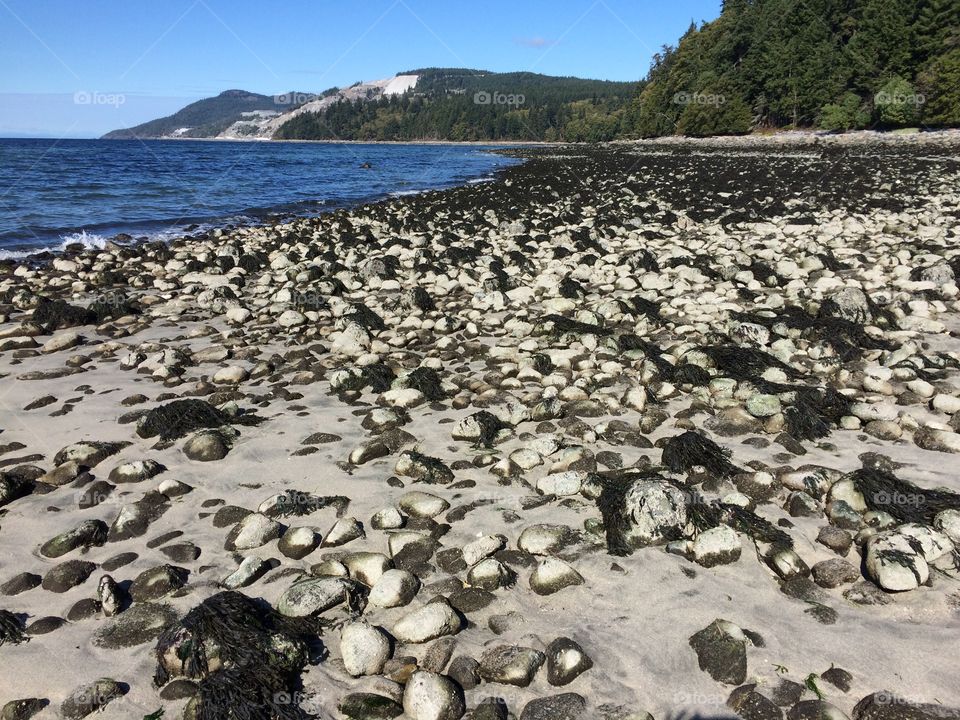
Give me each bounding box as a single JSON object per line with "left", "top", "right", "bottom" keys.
{"left": 0, "top": 609, "right": 28, "bottom": 646}
{"left": 361, "top": 363, "right": 396, "bottom": 393}
{"left": 851, "top": 467, "right": 960, "bottom": 525}
{"left": 720, "top": 504, "right": 793, "bottom": 549}
{"left": 662, "top": 431, "right": 740, "bottom": 478}
{"left": 700, "top": 345, "right": 796, "bottom": 380}
{"left": 404, "top": 367, "right": 446, "bottom": 401}
{"left": 136, "top": 399, "right": 263, "bottom": 441}
{"left": 467, "top": 410, "right": 509, "bottom": 449}
{"left": 538, "top": 313, "right": 611, "bottom": 337}
{"left": 272, "top": 490, "right": 350, "bottom": 519}
{"left": 345, "top": 303, "right": 385, "bottom": 332}
{"left": 32, "top": 298, "right": 95, "bottom": 331}
{"left": 154, "top": 592, "right": 325, "bottom": 720}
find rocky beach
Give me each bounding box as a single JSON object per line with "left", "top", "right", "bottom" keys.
{"left": 2, "top": 134, "right": 960, "bottom": 720}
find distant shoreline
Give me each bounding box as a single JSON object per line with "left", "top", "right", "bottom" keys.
{"left": 96, "top": 136, "right": 560, "bottom": 146}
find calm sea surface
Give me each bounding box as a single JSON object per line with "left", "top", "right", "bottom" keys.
{"left": 0, "top": 139, "right": 521, "bottom": 256}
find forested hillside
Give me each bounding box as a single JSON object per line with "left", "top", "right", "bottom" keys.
{"left": 274, "top": 69, "right": 636, "bottom": 142}
{"left": 629, "top": 0, "right": 960, "bottom": 136}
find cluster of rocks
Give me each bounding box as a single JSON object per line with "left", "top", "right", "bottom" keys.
{"left": 2, "top": 139, "right": 960, "bottom": 719}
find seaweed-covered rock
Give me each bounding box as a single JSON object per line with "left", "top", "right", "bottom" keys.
{"left": 451, "top": 411, "right": 509, "bottom": 448}
{"left": 32, "top": 298, "right": 95, "bottom": 331}
{"left": 154, "top": 591, "right": 320, "bottom": 719}
{"left": 597, "top": 474, "right": 687, "bottom": 554}
{"left": 865, "top": 531, "right": 929, "bottom": 592}
{"left": 0, "top": 473, "right": 33, "bottom": 508}
{"left": 136, "top": 399, "right": 261, "bottom": 441}
{"left": 396, "top": 450, "right": 454, "bottom": 484}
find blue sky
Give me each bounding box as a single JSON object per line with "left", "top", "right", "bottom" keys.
{"left": 1, "top": 0, "right": 721, "bottom": 138}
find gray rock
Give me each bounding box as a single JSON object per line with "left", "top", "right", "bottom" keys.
{"left": 278, "top": 526, "right": 319, "bottom": 559}
{"left": 402, "top": 671, "right": 465, "bottom": 720}
{"left": 0, "top": 699, "right": 48, "bottom": 720}
{"left": 277, "top": 576, "right": 353, "bottom": 617}
{"left": 618, "top": 479, "right": 687, "bottom": 548}
{"left": 447, "top": 656, "right": 480, "bottom": 690}
{"left": 94, "top": 602, "right": 177, "bottom": 648}
{"left": 471, "top": 697, "right": 509, "bottom": 720}
{"left": 392, "top": 602, "right": 462, "bottom": 644}
{"left": 108, "top": 459, "right": 165, "bottom": 483}
{"left": 852, "top": 692, "right": 960, "bottom": 720}
{"left": 692, "top": 525, "right": 742, "bottom": 567}
{"left": 340, "top": 621, "right": 392, "bottom": 677}
{"left": 422, "top": 637, "right": 457, "bottom": 673}
{"left": 519, "top": 693, "right": 587, "bottom": 720}
{"left": 529, "top": 558, "right": 584, "bottom": 595}
{"left": 370, "top": 569, "right": 420, "bottom": 608}
{"left": 40, "top": 520, "right": 108, "bottom": 558}
{"left": 60, "top": 678, "right": 125, "bottom": 719}
{"left": 817, "top": 526, "right": 853, "bottom": 556}
{"left": 478, "top": 645, "right": 545, "bottom": 687}
{"left": 727, "top": 686, "right": 784, "bottom": 720}
{"left": 129, "top": 564, "right": 187, "bottom": 602}
{"left": 338, "top": 693, "right": 403, "bottom": 720}
{"left": 183, "top": 430, "right": 230, "bottom": 461}
{"left": 221, "top": 556, "right": 271, "bottom": 589}
{"left": 812, "top": 558, "right": 860, "bottom": 588}
{"left": 546, "top": 637, "right": 593, "bottom": 686}
{"left": 689, "top": 619, "right": 748, "bottom": 685}
{"left": 1, "top": 572, "right": 42, "bottom": 596}
{"left": 42, "top": 560, "right": 97, "bottom": 593}
{"left": 224, "top": 512, "right": 283, "bottom": 551}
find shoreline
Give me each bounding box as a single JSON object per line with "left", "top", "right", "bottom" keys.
{"left": 1, "top": 142, "right": 960, "bottom": 719}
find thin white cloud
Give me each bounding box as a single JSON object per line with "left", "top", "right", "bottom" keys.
{"left": 515, "top": 36, "right": 557, "bottom": 48}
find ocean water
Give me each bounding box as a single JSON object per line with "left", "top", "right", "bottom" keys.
{"left": 0, "top": 139, "right": 522, "bottom": 257}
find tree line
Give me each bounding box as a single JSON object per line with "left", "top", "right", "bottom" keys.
{"left": 275, "top": 2, "right": 960, "bottom": 142}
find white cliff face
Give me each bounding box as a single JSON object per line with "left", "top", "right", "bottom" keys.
{"left": 217, "top": 74, "right": 420, "bottom": 139}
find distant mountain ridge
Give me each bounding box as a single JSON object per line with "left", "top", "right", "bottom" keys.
{"left": 101, "top": 70, "right": 638, "bottom": 142}
{"left": 102, "top": 89, "right": 313, "bottom": 139}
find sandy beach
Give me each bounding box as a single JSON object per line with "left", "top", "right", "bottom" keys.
{"left": 2, "top": 137, "right": 960, "bottom": 720}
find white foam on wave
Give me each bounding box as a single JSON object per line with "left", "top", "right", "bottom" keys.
{"left": 59, "top": 229, "right": 110, "bottom": 250}
{"left": 0, "top": 229, "right": 111, "bottom": 260}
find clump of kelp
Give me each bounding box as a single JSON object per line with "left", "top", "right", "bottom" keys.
{"left": 136, "top": 399, "right": 263, "bottom": 441}
{"left": 850, "top": 466, "right": 960, "bottom": 525}
{"left": 0, "top": 609, "right": 28, "bottom": 646}
{"left": 154, "top": 592, "right": 326, "bottom": 720}
{"left": 661, "top": 431, "right": 742, "bottom": 478}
